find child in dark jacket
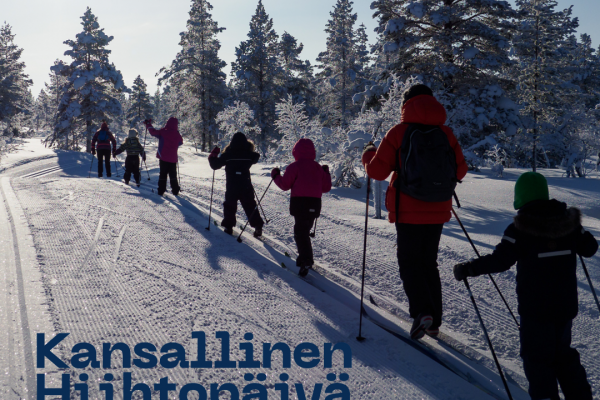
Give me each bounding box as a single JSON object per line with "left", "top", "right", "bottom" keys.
{"left": 144, "top": 117, "right": 183, "bottom": 196}
{"left": 271, "top": 138, "right": 332, "bottom": 277}
{"left": 454, "top": 172, "right": 597, "bottom": 400}
{"left": 91, "top": 121, "right": 117, "bottom": 177}
{"left": 114, "top": 129, "right": 146, "bottom": 186}
{"left": 208, "top": 132, "right": 264, "bottom": 236}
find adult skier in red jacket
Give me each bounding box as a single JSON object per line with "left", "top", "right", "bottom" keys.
{"left": 144, "top": 117, "right": 183, "bottom": 196}
{"left": 362, "top": 84, "right": 468, "bottom": 339}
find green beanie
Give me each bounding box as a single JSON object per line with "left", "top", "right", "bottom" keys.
{"left": 514, "top": 172, "right": 549, "bottom": 210}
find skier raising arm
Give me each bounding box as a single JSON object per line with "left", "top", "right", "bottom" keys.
{"left": 144, "top": 118, "right": 183, "bottom": 196}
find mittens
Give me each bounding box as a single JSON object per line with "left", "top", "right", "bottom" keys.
{"left": 271, "top": 168, "right": 280, "bottom": 179}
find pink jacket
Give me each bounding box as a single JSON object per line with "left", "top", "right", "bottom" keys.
{"left": 274, "top": 138, "right": 332, "bottom": 197}
{"left": 147, "top": 117, "right": 183, "bottom": 163}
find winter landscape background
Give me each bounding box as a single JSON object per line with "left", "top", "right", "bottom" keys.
{"left": 1, "top": 0, "right": 600, "bottom": 399}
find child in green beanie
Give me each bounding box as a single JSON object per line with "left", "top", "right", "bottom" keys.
{"left": 453, "top": 172, "right": 597, "bottom": 400}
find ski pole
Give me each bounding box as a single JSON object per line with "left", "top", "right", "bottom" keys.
{"left": 357, "top": 177, "right": 371, "bottom": 342}
{"left": 237, "top": 179, "right": 273, "bottom": 243}
{"left": 463, "top": 278, "right": 514, "bottom": 400}
{"left": 309, "top": 218, "right": 318, "bottom": 238}
{"left": 206, "top": 170, "right": 215, "bottom": 231}
{"left": 252, "top": 183, "right": 270, "bottom": 224}
{"left": 579, "top": 255, "right": 600, "bottom": 315}
{"left": 88, "top": 153, "right": 95, "bottom": 178}
{"left": 451, "top": 207, "right": 520, "bottom": 330}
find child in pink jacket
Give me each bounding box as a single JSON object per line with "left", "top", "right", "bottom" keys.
{"left": 271, "top": 138, "right": 332, "bottom": 276}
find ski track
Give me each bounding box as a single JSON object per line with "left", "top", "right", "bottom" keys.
{"left": 4, "top": 148, "right": 600, "bottom": 397}
{"left": 4, "top": 161, "right": 491, "bottom": 399}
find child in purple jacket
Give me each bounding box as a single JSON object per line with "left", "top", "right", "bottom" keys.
{"left": 144, "top": 117, "right": 183, "bottom": 196}
{"left": 271, "top": 138, "right": 332, "bottom": 276}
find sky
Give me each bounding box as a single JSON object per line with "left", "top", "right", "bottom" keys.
{"left": 4, "top": 0, "right": 600, "bottom": 98}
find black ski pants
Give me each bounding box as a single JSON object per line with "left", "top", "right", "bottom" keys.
{"left": 158, "top": 160, "right": 179, "bottom": 195}
{"left": 395, "top": 223, "right": 444, "bottom": 328}
{"left": 96, "top": 149, "right": 112, "bottom": 177}
{"left": 221, "top": 185, "right": 263, "bottom": 229}
{"left": 294, "top": 216, "right": 316, "bottom": 267}
{"left": 124, "top": 155, "right": 141, "bottom": 184}
{"left": 521, "top": 318, "right": 592, "bottom": 400}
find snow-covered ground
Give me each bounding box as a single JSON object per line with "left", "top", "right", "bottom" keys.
{"left": 2, "top": 137, "right": 599, "bottom": 399}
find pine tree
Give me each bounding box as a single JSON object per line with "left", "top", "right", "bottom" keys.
{"left": 0, "top": 23, "right": 32, "bottom": 128}
{"left": 52, "top": 8, "right": 126, "bottom": 151}
{"left": 512, "top": 0, "right": 579, "bottom": 170}
{"left": 159, "top": 0, "right": 228, "bottom": 152}
{"left": 278, "top": 32, "right": 314, "bottom": 109}
{"left": 316, "top": 0, "right": 368, "bottom": 128}
{"left": 126, "top": 75, "right": 153, "bottom": 132}
{"left": 231, "top": 0, "right": 284, "bottom": 152}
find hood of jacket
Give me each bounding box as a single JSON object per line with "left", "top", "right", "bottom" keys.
{"left": 165, "top": 117, "right": 178, "bottom": 131}
{"left": 400, "top": 95, "right": 447, "bottom": 125}
{"left": 292, "top": 138, "right": 316, "bottom": 161}
{"left": 100, "top": 122, "right": 109, "bottom": 131}
{"left": 514, "top": 199, "right": 580, "bottom": 239}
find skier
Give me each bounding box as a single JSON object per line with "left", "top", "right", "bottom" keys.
{"left": 91, "top": 121, "right": 117, "bottom": 178}
{"left": 114, "top": 128, "right": 146, "bottom": 186}
{"left": 361, "top": 84, "right": 468, "bottom": 339}
{"left": 208, "top": 132, "right": 264, "bottom": 237}
{"left": 271, "top": 138, "right": 331, "bottom": 277}
{"left": 575, "top": 158, "right": 583, "bottom": 178}
{"left": 453, "top": 172, "right": 597, "bottom": 400}
{"left": 143, "top": 118, "right": 183, "bottom": 196}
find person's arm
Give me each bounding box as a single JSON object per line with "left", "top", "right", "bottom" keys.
{"left": 444, "top": 127, "right": 468, "bottom": 181}
{"left": 251, "top": 152, "right": 260, "bottom": 164}
{"left": 208, "top": 151, "right": 227, "bottom": 170}
{"left": 577, "top": 227, "right": 598, "bottom": 258}
{"left": 109, "top": 132, "right": 117, "bottom": 153}
{"left": 454, "top": 225, "right": 520, "bottom": 280}
{"left": 363, "top": 127, "right": 399, "bottom": 181}
{"left": 91, "top": 132, "right": 97, "bottom": 153}
{"left": 273, "top": 164, "right": 297, "bottom": 191}
{"left": 114, "top": 142, "right": 125, "bottom": 156}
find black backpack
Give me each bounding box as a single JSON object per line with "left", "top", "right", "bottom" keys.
{"left": 394, "top": 124, "right": 458, "bottom": 207}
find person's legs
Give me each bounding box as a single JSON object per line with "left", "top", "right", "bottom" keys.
{"left": 555, "top": 320, "right": 593, "bottom": 399}
{"left": 157, "top": 160, "right": 168, "bottom": 195}
{"left": 168, "top": 162, "right": 180, "bottom": 195}
{"left": 97, "top": 150, "right": 105, "bottom": 176}
{"left": 396, "top": 223, "right": 442, "bottom": 322}
{"left": 239, "top": 186, "right": 263, "bottom": 229}
{"left": 221, "top": 190, "right": 239, "bottom": 229}
{"left": 520, "top": 318, "right": 560, "bottom": 400}
{"left": 132, "top": 156, "right": 141, "bottom": 184}
{"left": 102, "top": 150, "right": 112, "bottom": 177}
{"left": 294, "top": 216, "right": 315, "bottom": 267}
{"left": 123, "top": 155, "right": 134, "bottom": 184}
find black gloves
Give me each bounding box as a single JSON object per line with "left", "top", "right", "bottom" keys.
{"left": 453, "top": 261, "right": 474, "bottom": 281}
{"left": 322, "top": 165, "right": 330, "bottom": 174}
{"left": 271, "top": 168, "right": 280, "bottom": 179}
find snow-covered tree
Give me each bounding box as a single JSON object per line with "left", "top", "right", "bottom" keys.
{"left": 230, "top": 0, "right": 284, "bottom": 152}
{"left": 371, "top": 0, "right": 518, "bottom": 143}
{"left": 126, "top": 75, "right": 153, "bottom": 131}
{"left": 0, "top": 23, "right": 32, "bottom": 128}
{"left": 51, "top": 8, "right": 126, "bottom": 151}
{"left": 215, "top": 100, "right": 260, "bottom": 146}
{"left": 512, "top": 0, "right": 580, "bottom": 170}
{"left": 316, "top": 0, "right": 369, "bottom": 127}
{"left": 159, "top": 0, "right": 228, "bottom": 151}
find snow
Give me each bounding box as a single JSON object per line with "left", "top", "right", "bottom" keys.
{"left": 3, "top": 137, "right": 600, "bottom": 398}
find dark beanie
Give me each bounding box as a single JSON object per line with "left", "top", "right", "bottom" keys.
{"left": 514, "top": 172, "right": 549, "bottom": 210}
{"left": 232, "top": 132, "right": 247, "bottom": 143}
{"left": 100, "top": 121, "right": 109, "bottom": 130}
{"left": 402, "top": 84, "right": 433, "bottom": 106}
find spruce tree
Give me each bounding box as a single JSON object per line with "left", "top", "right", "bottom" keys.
{"left": 159, "top": 0, "right": 228, "bottom": 151}
{"left": 53, "top": 7, "right": 126, "bottom": 151}
{"left": 316, "top": 0, "right": 368, "bottom": 127}
{"left": 278, "top": 32, "right": 314, "bottom": 109}
{"left": 231, "top": 0, "right": 284, "bottom": 152}
{"left": 0, "top": 23, "right": 32, "bottom": 127}
{"left": 126, "top": 75, "right": 153, "bottom": 131}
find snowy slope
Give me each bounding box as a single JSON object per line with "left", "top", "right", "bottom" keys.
{"left": 1, "top": 137, "right": 599, "bottom": 399}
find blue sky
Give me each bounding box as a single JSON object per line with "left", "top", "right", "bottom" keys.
{"left": 4, "top": 0, "right": 599, "bottom": 97}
